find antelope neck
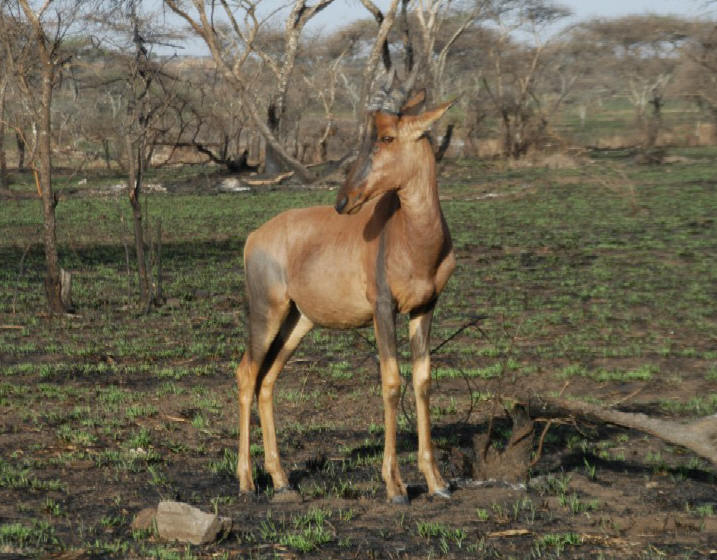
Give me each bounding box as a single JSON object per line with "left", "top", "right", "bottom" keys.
{"left": 391, "top": 145, "right": 444, "bottom": 257}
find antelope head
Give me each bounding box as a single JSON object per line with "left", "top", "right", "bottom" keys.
{"left": 335, "top": 89, "right": 452, "bottom": 215}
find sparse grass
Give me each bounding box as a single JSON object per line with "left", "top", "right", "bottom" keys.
{"left": 416, "top": 520, "right": 468, "bottom": 554}
{"left": 476, "top": 507, "right": 490, "bottom": 521}
{"left": 0, "top": 520, "right": 59, "bottom": 551}
{"left": 533, "top": 532, "right": 583, "bottom": 556}
{"left": 558, "top": 492, "right": 600, "bottom": 515}
{"left": 255, "top": 508, "right": 334, "bottom": 553}
{"left": 659, "top": 394, "right": 717, "bottom": 416}
{"left": 0, "top": 154, "right": 715, "bottom": 558}
{"left": 534, "top": 473, "right": 572, "bottom": 497}
{"left": 208, "top": 448, "right": 238, "bottom": 477}
{"left": 0, "top": 458, "right": 65, "bottom": 492}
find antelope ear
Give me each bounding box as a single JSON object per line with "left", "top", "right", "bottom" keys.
{"left": 399, "top": 100, "right": 454, "bottom": 140}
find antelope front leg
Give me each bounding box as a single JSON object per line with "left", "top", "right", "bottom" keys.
{"left": 236, "top": 353, "right": 257, "bottom": 494}
{"left": 374, "top": 303, "right": 408, "bottom": 504}
{"left": 409, "top": 307, "right": 450, "bottom": 498}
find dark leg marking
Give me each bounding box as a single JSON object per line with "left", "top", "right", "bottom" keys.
{"left": 409, "top": 301, "right": 436, "bottom": 361}
{"left": 375, "top": 229, "right": 397, "bottom": 354}
{"left": 255, "top": 303, "right": 300, "bottom": 395}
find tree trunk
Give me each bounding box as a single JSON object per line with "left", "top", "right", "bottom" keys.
{"left": 0, "top": 80, "right": 8, "bottom": 190}
{"left": 473, "top": 395, "right": 717, "bottom": 485}
{"left": 262, "top": 102, "right": 288, "bottom": 175}
{"left": 155, "top": 219, "right": 163, "bottom": 303}
{"left": 103, "top": 138, "right": 112, "bottom": 170}
{"left": 38, "top": 64, "right": 67, "bottom": 314}
{"left": 645, "top": 94, "right": 663, "bottom": 149}
{"left": 502, "top": 113, "right": 515, "bottom": 159}
{"left": 126, "top": 134, "right": 151, "bottom": 310}
{"left": 16, "top": 131, "right": 26, "bottom": 171}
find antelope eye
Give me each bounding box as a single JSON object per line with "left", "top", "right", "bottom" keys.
{"left": 380, "top": 136, "right": 394, "bottom": 144}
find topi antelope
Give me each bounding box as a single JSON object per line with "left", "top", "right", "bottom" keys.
{"left": 235, "top": 86, "right": 455, "bottom": 504}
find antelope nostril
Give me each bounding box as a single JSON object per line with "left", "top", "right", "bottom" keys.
{"left": 335, "top": 195, "right": 348, "bottom": 214}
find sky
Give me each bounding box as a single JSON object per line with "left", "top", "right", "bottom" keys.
{"left": 299, "top": 0, "right": 708, "bottom": 35}
{"left": 157, "top": 0, "right": 710, "bottom": 56}
{"left": 557, "top": 0, "right": 705, "bottom": 26}
{"left": 561, "top": 0, "right": 704, "bottom": 20}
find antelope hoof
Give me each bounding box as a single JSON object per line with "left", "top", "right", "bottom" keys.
{"left": 390, "top": 494, "right": 410, "bottom": 505}
{"left": 238, "top": 489, "right": 257, "bottom": 503}
{"left": 431, "top": 487, "right": 452, "bottom": 500}
{"left": 272, "top": 487, "right": 302, "bottom": 504}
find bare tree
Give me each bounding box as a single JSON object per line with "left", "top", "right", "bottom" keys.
{"left": 164, "top": 0, "right": 336, "bottom": 182}
{"left": 355, "top": 0, "right": 401, "bottom": 122}
{"left": 302, "top": 46, "right": 345, "bottom": 163}
{"left": 0, "top": 0, "right": 89, "bottom": 312}
{"left": 473, "top": 392, "right": 717, "bottom": 483}
{"left": 168, "top": 68, "right": 258, "bottom": 173}
{"left": 681, "top": 21, "right": 717, "bottom": 135}
{"left": 574, "top": 15, "right": 690, "bottom": 150}
{"left": 0, "top": 61, "right": 9, "bottom": 190}
{"left": 0, "top": 14, "right": 29, "bottom": 190}
{"left": 322, "top": 18, "right": 381, "bottom": 121}
{"left": 102, "top": 0, "right": 180, "bottom": 310}
{"left": 411, "top": 0, "right": 490, "bottom": 104}
{"left": 125, "top": 4, "right": 156, "bottom": 310}
{"left": 478, "top": 0, "right": 572, "bottom": 159}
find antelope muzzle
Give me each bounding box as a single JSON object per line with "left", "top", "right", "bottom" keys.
{"left": 336, "top": 133, "right": 374, "bottom": 215}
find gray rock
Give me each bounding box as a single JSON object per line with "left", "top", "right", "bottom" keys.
{"left": 156, "top": 500, "right": 232, "bottom": 545}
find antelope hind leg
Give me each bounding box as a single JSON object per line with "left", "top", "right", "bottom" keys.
{"left": 256, "top": 305, "right": 313, "bottom": 497}
{"left": 237, "top": 314, "right": 287, "bottom": 496}
{"left": 236, "top": 250, "right": 292, "bottom": 495}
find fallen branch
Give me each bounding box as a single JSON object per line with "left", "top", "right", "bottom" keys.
{"left": 242, "top": 171, "right": 294, "bottom": 187}
{"left": 527, "top": 395, "right": 717, "bottom": 468}
{"left": 487, "top": 529, "right": 531, "bottom": 538}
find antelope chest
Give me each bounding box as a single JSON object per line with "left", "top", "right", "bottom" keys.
{"left": 385, "top": 245, "right": 455, "bottom": 315}
{"left": 385, "top": 257, "right": 439, "bottom": 314}
{"left": 392, "top": 277, "right": 437, "bottom": 314}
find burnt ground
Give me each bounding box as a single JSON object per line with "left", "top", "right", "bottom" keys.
{"left": 1, "top": 355, "right": 715, "bottom": 560}
{"left": 1, "top": 159, "right": 716, "bottom": 559}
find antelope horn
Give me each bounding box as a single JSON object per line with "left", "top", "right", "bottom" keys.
{"left": 367, "top": 66, "right": 395, "bottom": 112}
{"left": 403, "top": 64, "right": 419, "bottom": 96}
{"left": 383, "top": 65, "right": 420, "bottom": 114}
{"left": 367, "top": 65, "right": 421, "bottom": 115}
{"left": 385, "top": 66, "right": 397, "bottom": 90}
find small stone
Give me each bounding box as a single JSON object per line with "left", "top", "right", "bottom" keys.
{"left": 217, "top": 178, "right": 250, "bottom": 192}
{"left": 156, "top": 501, "right": 232, "bottom": 545}
{"left": 131, "top": 507, "right": 157, "bottom": 531}
{"left": 143, "top": 183, "right": 167, "bottom": 193}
